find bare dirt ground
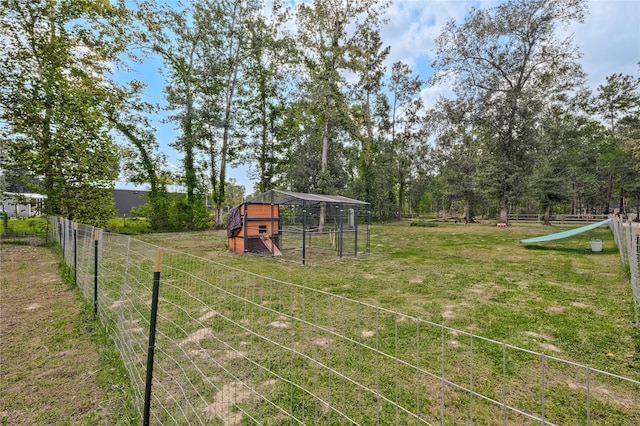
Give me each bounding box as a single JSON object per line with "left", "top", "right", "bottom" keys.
{"left": 0, "top": 245, "right": 118, "bottom": 425}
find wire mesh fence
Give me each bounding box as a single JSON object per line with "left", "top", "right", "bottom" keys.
{"left": 49, "top": 217, "right": 640, "bottom": 425}
{"left": 0, "top": 215, "right": 48, "bottom": 246}
{"left": 609, "top": 218, "right": 640, "bottom": 327}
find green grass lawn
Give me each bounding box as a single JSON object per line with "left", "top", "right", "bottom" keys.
{"left": 0, "top": 216, "right": 48, "bottom": 235}
{"left": 106, "top": 217, "right": 150, "bottom": 234}
{"left": 137, "top": 221, "right": 639, "bottom": 380}
{"left": 125, "top": 221, "right": 639, "bottom": 424}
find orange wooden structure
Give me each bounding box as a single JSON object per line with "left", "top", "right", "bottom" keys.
{"left": 227, "top": 203, "right": 281, "bottom": 255}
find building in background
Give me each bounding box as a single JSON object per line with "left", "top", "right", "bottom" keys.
{"left": 113, "top": 189, "right": 150, "bottom": 218}
{"left": 1, "top": 192, "right": 46, "bottom": 217}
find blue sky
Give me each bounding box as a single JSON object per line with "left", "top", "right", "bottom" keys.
{"left": 114, "top": 0, "right": 640, "bottom": 193}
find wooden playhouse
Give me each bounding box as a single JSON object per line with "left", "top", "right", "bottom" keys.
{"left": 227, "top": 203, "right": 282, "bottom": 256}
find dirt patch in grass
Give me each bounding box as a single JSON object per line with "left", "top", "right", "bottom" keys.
{"left": 203, "top": 379, "right": 278, "bottom": 425}
{"left": 524, "top": 331, "right": 554, "bottom": 341}
{"left": 180, "top": 327, "right": 214, "bottom": 346}
{"left": 571, "top": 301, "right": 605, "bottom": 315}
{"left": 547, "top": 305, "right": 566, "bottom": 314}
{"left": 0, "top": 245, "right": 126, "bottom": 425}
{"left": 269, "top": 320, "right": 291, "bottom": 329}
{"left": 539, "top": 342, "right": 563, "bottom": 353}
{"left": 198, "top": 310, "right": 218, "bottom": 322}
{"left": 311, "top": 337, "right": 334, "bottom": 347}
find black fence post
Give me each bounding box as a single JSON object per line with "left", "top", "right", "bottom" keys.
{"left": 144, "top": 249, "right": 163, "bottom": 426}
{"left": 93, "top": 229, "right": 99, "bottom": 318}
{"left": 366, "top": 210, "right": 371, "bottom": 254}
{"left": 73, "top": 223, "right": 77, "bottom": 285}
{"left": 338, "top": 206, "right": 344, "bottom": 258}
{"left": 354, "top": 206, "right": 359, "bottom": 257}
{"left": 62, "top": 220, "right": 66, "bottom": 259}
{"left": 302, "top": 202, "right": 307, "bottom": 266}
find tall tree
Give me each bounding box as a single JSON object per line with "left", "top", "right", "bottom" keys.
{"left": 296, "top": 0, "right": 387, "bottom": 192}
{"left": 241, "top": 5, "right": 292, "bottom": 194}
{"left": 431, "top": 0, "right": 587, "bottom": 222}
{"left": 432, "top": 97, "right": 480, "bottom": 223}
{"left": 592, "top": 73, "right": 640, "bottom": 213}
{"left": 143, "top": 0, "right": 207, "bottom": 229}
{"left": 347, "top": 22, "right": 390, "bottom": 204}
{"left": 105, "top": 82, "right": 172, "bottom": 230}
{"left": 294, "top": 0, "right": 388, "bottom": 228}
{"left": 564, "top": 119, "right": 609, "bottom": 215}
{"left": 389, "top": 61, "right": 424, "bottom": 216}
{"left": 197, "top": 0, "right": 260, "bottom": 227}
{"left": 1, "top": 0, "right": 130, "bottom": 225}
{"left": 531, "top": 106, "right": 579, "bottom": 224}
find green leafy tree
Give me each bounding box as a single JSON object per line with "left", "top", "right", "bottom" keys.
{"left": 194, "top": 0, "right": 261, "bottom": 227}
{"left": 432, "top": 97, "right": 481, "bottom": 223}
{"left": 240, "top": 6, "right": 292, "bottom": 194}
{"left": 564, "top": 119, "right": 609, "bottom": 215}
{"left": 347, "top": 22, "right": 389, "bottom": 205}
{"left": 431, "top": 0, "right": 587, "bottom": 222}
{"left": 364, "top": 92, "right": 396, "bottom": 219}
{"left": 224, "top": 178, "right": 245, "bottom": 207}
{"left": 592, "top": 73, "right": 640, "bottom": 213}
{"left": 295, "top": 1, "right": 390, "bottom": 160}
{"left": 1, "top": 0, "right": 130, "bottom": 226}
{"left": 143, "top": 0, "right": 206, "bottom": 229}
{"left": 292, "top": 0, "right": 388, "bottom": 228}
{"left": 389, "top": 62, "right": 424, "bottom": 216}
{"left": 105, "top": 85, "right": 173, "bottom": 230}
{"left": 530, "top": 106, "right": 579, "bottom": 224}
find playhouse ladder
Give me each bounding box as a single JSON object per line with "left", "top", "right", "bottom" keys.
{"left": 259, "top": 234, "right": 282, "bottom": 256}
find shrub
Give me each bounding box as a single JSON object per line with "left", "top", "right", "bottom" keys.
{"left": 410, "top": 220, "right": 438, "bottom": 227}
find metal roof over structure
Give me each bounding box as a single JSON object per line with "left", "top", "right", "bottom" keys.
{"left": 244, "top": 190, "right": 369, "bottom": 206}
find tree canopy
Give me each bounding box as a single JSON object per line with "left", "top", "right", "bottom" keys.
{"left": 1, "top": 0, "right": 131, "bottom": 225}
{"left": 2, "top": 0, "right": 638, "bottom": 227}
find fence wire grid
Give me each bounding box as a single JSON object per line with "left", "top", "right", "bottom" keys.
{"left": 609, "top": 218, "right": 640, "bottom": 326}
{"left": 50, "top": 217, "right": 640, "bottom": 425}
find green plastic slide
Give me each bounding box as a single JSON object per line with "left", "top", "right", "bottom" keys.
{"left": 519, "top": 218, "right": 611, "bottom": 244}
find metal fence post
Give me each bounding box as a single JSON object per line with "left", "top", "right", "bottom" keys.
{"left": 62, "top": 220, "right": 66, "bottom": 260}
{"left": 144, "top": 248, "right": 163, "bottom": 426}
{"left": 302, "top": 202, "right": 307, "bottom": 266}
{"left": 73, "top": 223, "right": 77, "bottom": 285}
{"left": 93, "top": 229, "right": 99, "bottom": 318}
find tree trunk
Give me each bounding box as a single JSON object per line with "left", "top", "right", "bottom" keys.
{"left": 318, "top": 119, "right": 330, "bottom": 233}
{"left": 464, "top": 199, "right": 471, "bottom": 224}
{"left": 604, "top": 172, "right": 614, "bottom": 214}
{"left": 499, "top": 196, "right": 508, "bottom": 224}
{"left": 619, "top": 187, "right": 624, "bottom": 215}
{"left": 216, "top": 207, "right": 224, "bottom": 228}
{"left": 543, "top": 203, "right": 551, "bottom": 226}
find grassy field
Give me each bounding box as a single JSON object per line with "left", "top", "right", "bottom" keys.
{"left": 136, "top": 221, "right": 639, "bottom": 381}
{"left": 0, "top": 245, "right": 135, "bottom": 425}
{"left": 7, "top": 217, "right": 638, "bottom": 423}
{"left": 0, "top": 216, "right": 48, "bottom": 235}
{"left": 93, "top": 220, "right": 640, "bottom": 424}
{"left": 121, "top": 220, "right": 639, "bottom": 424}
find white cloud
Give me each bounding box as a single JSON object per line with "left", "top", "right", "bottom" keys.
{"left": 380, "top": 1, "right": 471, "bottom": 72}
{"left": 570, "top": 0, "right": 640, "bottom": 87}
{"left": 419, "top": 79, "right": 456, "bottom": 109}
{"left": 380, "top": 0, "right": 639, "bottom": 97}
